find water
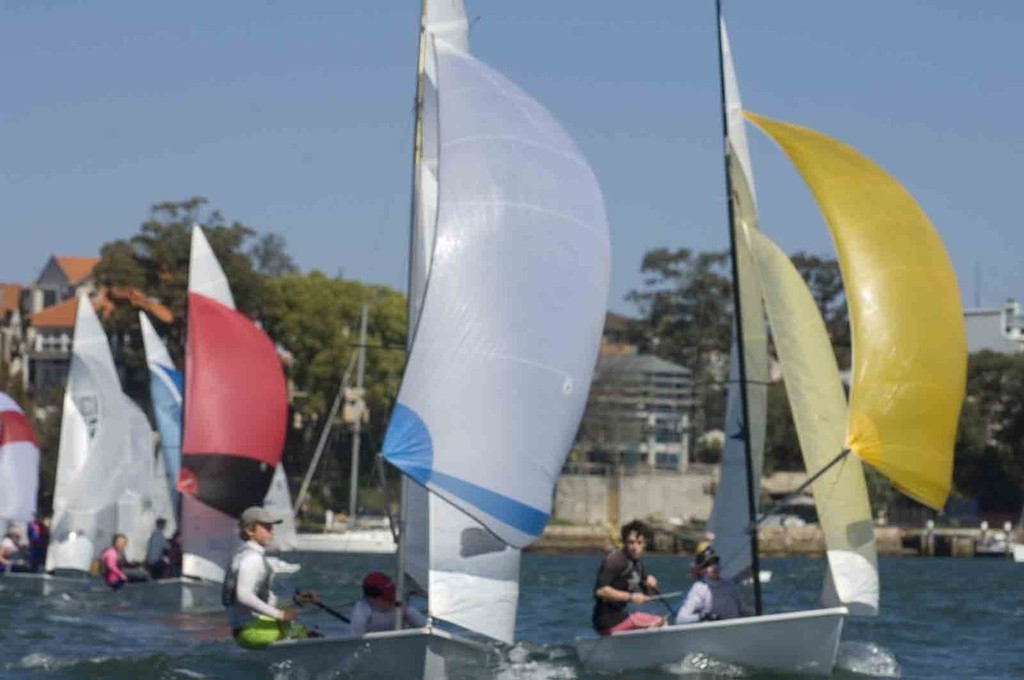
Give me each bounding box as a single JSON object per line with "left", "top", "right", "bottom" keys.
{"left": 1, "top": 554, "right": 1021, "bottom": 678}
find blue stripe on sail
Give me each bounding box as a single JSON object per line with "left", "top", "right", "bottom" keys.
{"left": 383, "top": 403, "right": 548, "bottom": 539}
{"left": 150, "top": 369, "right": 182, "bottom": 512}
{"left": 156, "top": 363, "right": 184, "bottom": 399}
{"left": 382, "top": 403, "right": 434, "bottom": 470}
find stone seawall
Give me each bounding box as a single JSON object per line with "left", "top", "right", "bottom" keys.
{"left": 532, "top": 523, "right": 908, "bottom": 556}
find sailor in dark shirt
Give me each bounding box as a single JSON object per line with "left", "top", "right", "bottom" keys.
{"left": 591, "top": 520, "right": 665, "bottom": 635}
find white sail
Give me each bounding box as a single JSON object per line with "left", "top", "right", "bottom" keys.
{"left": 122, "top": 400, "right": 172, "bottom": 563}
{"left": 744, "top": 227, "right": 879, "bottom": 615}
{"left": 187, "top": 224, "right": 235, "bottom": 309}
{"left": 0, "top": 393, "right": 39, "bottom": 523}
{"left": 46, "top": 292, "right": 133, "bottom": 572}
{"left": 399, "top": 1, "right": 524, "bottom": 644}
{"left": 708, "top": 18, "right": 768, "bottom": 582}
{"left": 391, "top": 1, "right": 608, "bottom": 644}
{"left": 181, "top": 225, "right": 240, "bottom": 583}
{"left": 263, "top": 465, "right": 297, "bottom": 551}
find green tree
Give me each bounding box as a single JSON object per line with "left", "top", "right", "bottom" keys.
{"left": 260, "top": 271, "right": 407, "bottom": 508}
{"left": 627, "top": 248, "right": 732, "bottom": 438}
{"left": 93, "top": 197, "right": 283, "bottom": 400}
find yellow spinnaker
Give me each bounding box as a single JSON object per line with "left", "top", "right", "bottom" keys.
{"left": 745, "top": 111, "right": 966, "bottom": 510}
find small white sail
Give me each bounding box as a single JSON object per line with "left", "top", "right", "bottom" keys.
{"left": 263, "top": 465, "right": 297, "bottom": 551}
{"left": 122, "top": 400, "right": 171, "bottom": 564}
{"left": 745, "top": 227, "right": 879, "bottom": 615}
{"left": 139, "top": 311, "right": 183, "bottom": 515}
{"left": 708, "top": 18, "right": 769, "bottom": 582}
{"left": 47, "top": 292, "right": 132, "bottom": 572}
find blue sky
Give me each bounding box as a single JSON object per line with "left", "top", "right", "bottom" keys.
{"left": 3, "top": 1, "right": 1021, "bottom": 313}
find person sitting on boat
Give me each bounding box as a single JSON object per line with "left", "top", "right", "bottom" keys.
{"left": 144, "top": 517, "right": 170, "bottom": 579}
{"left": 0, "top": 526, "right": 28, "bottom": 573}
{"left": 349, "top": 571, "right": 427, "bottom": 636}
{"left": 99, "top": 533, "right": 147, "bottom": 589}
{"left": 166, "top": 530, "right": 183, "bottom": 577}
{"left": 27, "top": 515, "right": 50, "bottom": 572}
{"left": 225, "top": 506, "right": 319, "bottom": 649}
{"left": 591, "top": 520, "right": 665, "bottom": 635}
{"left": 674, "top": 546, "right": 752, "bottom": 624}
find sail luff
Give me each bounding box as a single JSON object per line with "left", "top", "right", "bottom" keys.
{"left": 744, "top": 226, "right": 879, "bottom": 615}
{"left": 711, "top": 5, "right": 767, "bottom": 610}
{"left": 745, "top": 111, "right": 966, "bottom": 510}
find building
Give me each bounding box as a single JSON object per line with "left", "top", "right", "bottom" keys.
{"left": 577, "top": 352, "right": 695, "bottom": 472}
{"left": 0, "top": 283, "right": 23, "bottom": 369}
{"left": 22, "top": 256, "right": 100, "bottom": 395}
{"left": 963, "top": 299, "right": 1024, "bottom": 354}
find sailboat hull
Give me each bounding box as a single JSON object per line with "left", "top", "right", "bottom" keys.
{"left": 263, "top": 627, "right": 492, "bottom": 680}
{"left": 0, "top": 572, "right": 220, "bottom": 611}
{"left": 1012, "top": 543, "right": 1024, "bottom": 562}
{"left": 573, "top": 606, "right": 847, "bottom": 676}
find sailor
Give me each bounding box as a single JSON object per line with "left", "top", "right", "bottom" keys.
{"left": 0, "top": 526, "right": 26, "bottom": 573}
{"left": 349, "top": 572, "right": 427, "bottom": 635}
{"left": 591, "top": 520, "right": 665, "bottom": 635}
{"left": 166, "top": 530, "right": 183, "bottom": 576}
{"left": 27, "top": 515, "right": 50, "bottom": 572}
{"left": 144, "top": 518, "right": 170, "bottom": 579}
{"left": 674, "top": 546, "right": 753, "bottom": 623}
{"left": 225, "top": 506, "right": 318, "bottom": 649}
{"left": 99, "top": 534, "right": 146, "bottom": 589}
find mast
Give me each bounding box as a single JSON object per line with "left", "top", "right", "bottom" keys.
{"left": 347, "top": 304, "right": 369, "bottom": 521}
{"left": 394, "top": 0, "right": 430, "bottom": 631}
{"left": 715, "top": 0, "right": 763, "bottom": 615}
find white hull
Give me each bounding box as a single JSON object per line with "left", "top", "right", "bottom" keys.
{"left": 1012, "top": 543, "right": 1024, "bottom": 562}
{"left": 263, "top": 627, "right": 492, "bottom": 679}
{"left": 574, "top": 606, "right": 847, "bottom": 676}
{"left": 0, "top": 572, "right": 220, "bottom": 611}
{"left": 293, "top": 529, "right": 395, "bottom": 554}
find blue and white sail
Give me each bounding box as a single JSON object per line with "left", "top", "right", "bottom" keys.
{"left": 384, "top": 27, "right": 610, "bottom": 551}
{"left": 139, "top": 311, "right": 183, "bottom": 516}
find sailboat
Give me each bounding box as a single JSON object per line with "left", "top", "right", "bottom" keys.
{"left": 263, "top": 0, "right": 610, "bottom": 676}
{"left": 45, "top": 292, "right": 135, "bottom": 575}
{"left": 0, "top": 391, "right": 39, "bottom": 536}
{"left": 139, "top": 311, "right": 183, "bottom": 519}
{"left": 176, "top": 225, "right": 289, "bottom": 594}
{"left": 23, "top": 292, "right": 172, "bottom": 599}
{"left": 573, "top": 6, "right": 965, "bottom": 676}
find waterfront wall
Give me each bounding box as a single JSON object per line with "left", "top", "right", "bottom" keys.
{"left": 554, "top": 469, "right": 715, "bottom": 527}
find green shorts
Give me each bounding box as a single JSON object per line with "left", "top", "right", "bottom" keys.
{"left": 234, "top": 616, "right": 308, "bottom": 650}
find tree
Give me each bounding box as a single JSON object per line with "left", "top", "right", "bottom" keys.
{"left": 250, "top": 233, "right": 298, "bottom": 278}
{"left": 92, "top": 197, "right": 281, "bottom": 401}
{"left": 790, "top": 252, "right": 850, "bottom": 368}
{"left": 260, "top": 271, "right": 407, "bottom": 499}
{"left": 627, "top": 248, "right": 733, "bottom": 439}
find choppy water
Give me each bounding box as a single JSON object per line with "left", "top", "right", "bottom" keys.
{"left": 1, "top": 553, "right": 1021, "bottom": 678}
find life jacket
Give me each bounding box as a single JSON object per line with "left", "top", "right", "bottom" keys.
{"left": 222, "top": 544, "right": 272, "bottom": 607}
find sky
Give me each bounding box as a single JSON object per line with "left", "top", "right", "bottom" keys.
{"left": 3, "top": 1, "right": 1022, "bottom": 314}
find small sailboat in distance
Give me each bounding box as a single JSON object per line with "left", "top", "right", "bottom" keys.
{"left": 176, "top": 225, "right": 289, "bottom": 594}
{"left": 574, "top": 5, "right": 965, "bottom": 675}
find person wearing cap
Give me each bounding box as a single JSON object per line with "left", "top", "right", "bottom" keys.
{"left": 674, "top": 545, "right": 752, "bottom": 624}
{"left": 348, "top": 571, "right": 427, "bottom": 636}
{"left": 225, "top": 506, "right": 318, "bottom": 649}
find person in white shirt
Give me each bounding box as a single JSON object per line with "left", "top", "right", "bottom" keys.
{"left": 349, "top": 571, "right": 427, "bottom": 636}
{"left": 144, "top": 518, "right": 169, "bottom": 579}
{"left": 0, "top": 527, "right": 24, "bottom": 573}
{"left": 674, "top": 546, "right": 753, "bottom": 624}
{"left": 224, "top": 506, "right": 318, "bottom": 649}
